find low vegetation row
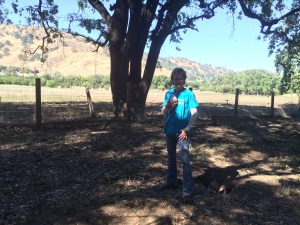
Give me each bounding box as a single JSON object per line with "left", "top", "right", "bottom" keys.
{"left": 0, "top": 66, "right": 299, "bottom": 95}
{"left": 0, "top": 73, "right": 110, "bottom": 89}
{"left": 204, "top": 70, "right": 282, "bottom": 95}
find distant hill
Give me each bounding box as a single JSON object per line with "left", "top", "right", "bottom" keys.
{"left": 0, "top": 24, "right": 231, "bottom": 79}
{"left": 157, "top": 57, "right": 231, "bottom": 80}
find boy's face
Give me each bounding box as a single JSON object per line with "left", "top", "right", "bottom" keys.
{"left": 173, "top": 74, "right": 186, "bottom": 90}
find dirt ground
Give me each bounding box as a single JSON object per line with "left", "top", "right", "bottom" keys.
{"left": 0, "top": 103, "right": 300, "bottom": 225}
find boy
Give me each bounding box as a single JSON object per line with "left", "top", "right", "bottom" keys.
{"left": 162, "top": 67, "right": 199, "bottom": 201}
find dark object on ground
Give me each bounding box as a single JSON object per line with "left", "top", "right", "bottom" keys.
{"left": 195, "top": 166, "right": 238, "bottom": 193}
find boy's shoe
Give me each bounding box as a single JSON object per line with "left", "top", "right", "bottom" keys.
{"left": 182, "top": 192, "right": 194, "bottom": 204}
{"left": 160, "top": 182, "right": 178, "bottom": 190}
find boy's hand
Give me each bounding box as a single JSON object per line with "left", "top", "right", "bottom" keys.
{"left": 166, "top": 94, "right": 178, "bottom": 110}
{"left": 179, "top": 129, "right": 188, "bottom": 140}
{"left": 166, "top": 101, "right": 178, "bottom": 110}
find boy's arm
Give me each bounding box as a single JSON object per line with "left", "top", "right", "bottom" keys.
{"left": 184, "top": 107, "right": 198, "bottom": 132}
{"left": 161, "top": 104, "right": 172, "bottom": 117}
{"left": 179, "top": 107, "right": 198, "bottom": 140}
{"left": 162, "top": 92, "right": 170, "bottom": 116}
{"left": 162, "top": 105, "right": 169, "bottom": 117}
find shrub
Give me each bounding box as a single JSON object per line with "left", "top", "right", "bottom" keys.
{"left": 12, "top": 32, "right": 21, "bottom": 39}
{"left": 29, "top": 53, "right": 41, "bottom": 61}
{"left": 46, "top": 80, "right": 58, "bottom": 88}
{"left": 20, "top": 34, "right": 34, "bottom": 45}
{"left": 151, "top": 75, "right": 171, "bottom": 90}
{"left": 4, "top": 40, "right": 12, "bottom": 46}
{"left": 3, "top": 47, "right": 10, "bottom": 56}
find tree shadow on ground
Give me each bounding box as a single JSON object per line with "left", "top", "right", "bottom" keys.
{"left": 0, "top": 103, "right": 299, "bottom": 224}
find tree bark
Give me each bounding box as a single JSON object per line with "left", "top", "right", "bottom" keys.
{"left": 108, "top": 0, "right": 182, "bottom": 120}
{"left": 126, "top": 47, "right": 144, "bottom": 120}
{"left": 110, "top": 46, "right": 128, "bottom": 117}
{"left": 139, "top": 35, "right": 168, "bottom": 113}
{"left": 126, "top": 41, "right": 164, "bottom": 120}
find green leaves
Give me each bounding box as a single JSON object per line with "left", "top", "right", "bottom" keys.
{"left": 151, "top": 76, "right": 171, "bottom": 90}
{"left": 276, "top": 49, "right": 300, "bottom": 94}
{"left": 11, "top": 2, "right": 18, "bottom": 13}
{"left": 261, "top": 0, "right": 272, "bottom": 17}
{"left": 79, "top": 18, "right": 106, "bottom": 33}
{"left": 209, "top": 70, "right": 281, "bottom": 95}
{"left": 77, "top": 0, "right": 88, "bottom": 11}
{"left": 290, "top": 72, "right": 300, "bottom": 93}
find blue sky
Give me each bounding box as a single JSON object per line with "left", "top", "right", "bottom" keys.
{"left": 160, "top": 9, "right": 276, "bottom": 72}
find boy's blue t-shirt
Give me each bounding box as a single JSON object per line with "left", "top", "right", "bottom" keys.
{"left": 163, "top": 88, "right": 199, "bottom": 134}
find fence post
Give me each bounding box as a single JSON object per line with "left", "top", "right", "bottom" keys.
{"left": 86, "top": 88, "right": 95, "bottom": 118}
{"left": 234, "top": 88, "right": 239, "bottom": 117}
{"left": 270, "top": 91, "right": 275, "bottom": 118}
{"left": 35, "top": 78, "right": 42, "bottom": 128}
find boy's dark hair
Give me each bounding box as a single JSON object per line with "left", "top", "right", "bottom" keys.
{"left": 170, "top": 67, "right": 187, "bottom": 81}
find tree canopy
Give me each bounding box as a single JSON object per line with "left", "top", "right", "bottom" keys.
{"left": 1, "top": 0, "right": 300, "bottom": 118}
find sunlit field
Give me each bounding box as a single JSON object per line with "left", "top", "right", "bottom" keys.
{"left": 0, "top": 85, "right": 298, "bottom": 107}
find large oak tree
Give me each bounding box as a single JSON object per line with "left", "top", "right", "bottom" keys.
{"left": 1, "top": 0, "right": 300, "bottom": 119}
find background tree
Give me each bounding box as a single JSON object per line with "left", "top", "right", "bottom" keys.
{"left": 1, "top": 0, "right": 300, "bottom": 120}
{"left": 275, "top": 45, "right": 300, "bottom": 94}
{"left": 270, "top": 0, "right": 300, "bottom": 94}
{"left": 208, "top": 69, "right": 280, "bottom": 95}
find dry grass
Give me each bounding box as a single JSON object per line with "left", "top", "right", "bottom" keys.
{"left": 0, "top": 85, "right": 299, "bottom": 106}
{"left": 1, "top": 85, "right": 299, "bottom": 125}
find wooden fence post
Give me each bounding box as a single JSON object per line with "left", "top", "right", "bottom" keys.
{"left": 270, "top": 92, "right": 275, "bottom": 117}
{"left": 86, "top": 88, "right": 95, "bottom": 117}
{"left": 35, "top": 78, "right": 42, "bottom": 128}
{"left": 234, "top": 88, "right": 239, "bottom": 117}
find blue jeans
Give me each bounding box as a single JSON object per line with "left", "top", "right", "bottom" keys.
{"left": 166, "top": 133, "right": 194, "bottom": 194}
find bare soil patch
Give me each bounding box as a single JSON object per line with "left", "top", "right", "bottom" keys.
{"left": 1, "top": 103, "right": 300, "bottom": 225}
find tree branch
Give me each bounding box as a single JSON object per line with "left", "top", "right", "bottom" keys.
{"left": 35, "top": 0, "right": 53, "bottom": 62}
{"left": 133, "top": 0, "right": 158, "bottom": 54}
{"left": 87, "top": 0, "right": 111, "bottom": 26}
{"left": 169, "top": 0, "right": 224, "bottom": 35}
{"left": 151, "top": 2, "right": 168, "bottom": 39}
{"left": 38, "top": 0, "right": 50, "bottom": 37}
{"left": 170, "top": 14, "right": 212, "bottom": 34}
{"left": 66, "top": 30, "right": 109, "bottom": 51}
{"left": 238, "top": 0, "right": 300, "bottom": 34}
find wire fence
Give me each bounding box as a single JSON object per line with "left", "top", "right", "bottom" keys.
{"left": 0, "top": 84, "right": 299, "bottom": 126}
{"left": 193, "top": 90, "right": 299, "bottom": 118}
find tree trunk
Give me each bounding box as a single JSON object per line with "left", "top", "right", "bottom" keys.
{"left": 110, "top": 41, "right": 149, "bottom": 120}
{"left": 125, "top": 36, "right": 166, "bottom": 120}
{"left": 126, "top": 51, "right": 144, "bottom": 120}
{"left": 139, "top": 37, "right": 167, "bottom": 112}
{"left": 110, "top": 46, "right": 128, "bottom": 117}
{"left": 125, "top": 0, "right": 183, "bottom": 119}
{"left": 125, "top": 48, "right": 162, "bottom": 120}
{"left": 108, "top": 0, "right": 177, "bottom": 120}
